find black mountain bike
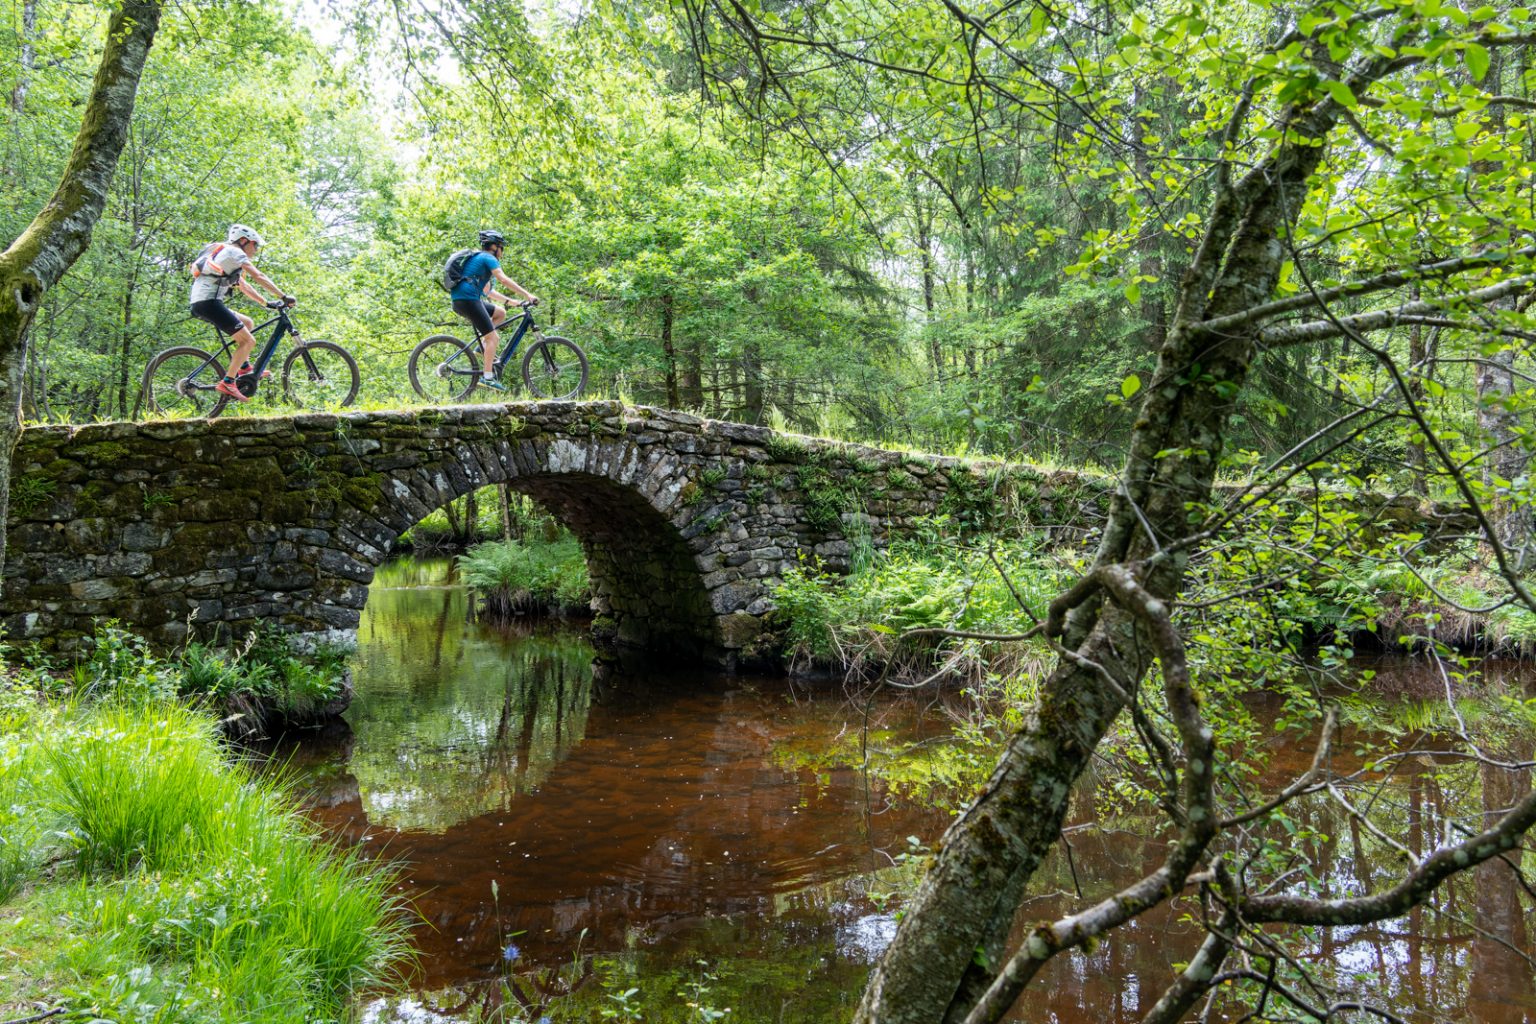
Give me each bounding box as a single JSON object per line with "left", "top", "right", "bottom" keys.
{"left": 142, "top": 301, "right": 360, "bottom": 419}
{"left": 408, "top": 300, "right": 588, "bottom": 403}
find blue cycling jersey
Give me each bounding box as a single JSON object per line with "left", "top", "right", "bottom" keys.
{"left": 450, "top": 251, "right": 500, "bottom": 302}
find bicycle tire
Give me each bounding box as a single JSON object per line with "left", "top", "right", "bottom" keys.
{"left": 521, "top": 335, "right": 588, "bottom": 400}
{"left": 142, "top": 345, "right": 224, "bottom": 418}
{"left": 282, "top": 341, "right": 360, "bottom": 410}
{"left": 409, "top": 334, "right": 479, "bottom": 403}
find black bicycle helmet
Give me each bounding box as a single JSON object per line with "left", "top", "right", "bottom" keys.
{"left": 478, "top": 229, "right": 506, "bottom": 247}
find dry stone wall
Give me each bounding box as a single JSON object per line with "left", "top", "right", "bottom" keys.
{"left": 3, "top": 402, "right": 1110, "bottom": 661}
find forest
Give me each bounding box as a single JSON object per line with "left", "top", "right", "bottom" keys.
{"left": 5, "top": 0, "right": 1536, "bottom": 1023}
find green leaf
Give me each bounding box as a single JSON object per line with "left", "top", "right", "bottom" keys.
{"left": 1123, "top": 281, "right": 1141, "bottom": 303}
{"left": 1321, "top": 80, "right": 1358, "bottom": 109}
{"left": 1121, "top": 374, "right": 1142, "bottom": 399}
{"left": 1465, "top": 43, "right": 1491, "bottom": 82}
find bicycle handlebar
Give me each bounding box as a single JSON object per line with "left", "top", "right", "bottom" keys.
{"left": 266, "top": 296, "right": 298, "bottom": 310}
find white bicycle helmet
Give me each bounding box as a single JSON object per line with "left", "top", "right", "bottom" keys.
{"left": 227, "top": 223, "right": 265, "bottom": 247}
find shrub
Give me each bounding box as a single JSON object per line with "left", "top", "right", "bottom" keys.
{"left": 459, "top": 534, "right": 591, "bottom": 616}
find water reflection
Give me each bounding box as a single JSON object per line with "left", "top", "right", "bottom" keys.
{"left": 276, "top": 561, "right": 1536, "bottom": 1024}
{"left": 274, "top": 559, "right": 948, "bottom": 1004}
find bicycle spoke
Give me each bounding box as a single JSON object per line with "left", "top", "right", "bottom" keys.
{"left": 522, "top": 337, "right": 588, "bottom": 400}
{"left": 283, "top": 342, "right": 360, "bottom": 410}
{"left": 143, "top": 347, "right": 221, "bottom": 419}
{"left": 409, "top": 336, "right": 478, "bottom": 404}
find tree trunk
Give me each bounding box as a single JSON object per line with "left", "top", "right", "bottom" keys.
{"left": 499, "top": 483, "right": 514, "bottom": 540}
{"left": 119, "top": 268, "right": 139, "bottom": 419}
{"left": 463, "top": 488, "right": 479, "bottom": 543}
{"left": 856, "top": 96, "right": 1337, "bottom": 1024}
{"left": 660, "top": 291, "right": 678, "bottom": 408}
{"left": 1406, "top": 283, "right": 1428, "bottom": 496}
{"left": 0, "top": 0, "right": 164, "bottom": 587}
{"left": 9, "top": 0, "right": 38, "bottom": 114}
{"left": 681, "top": 332, "right": 702, "bottom": 409}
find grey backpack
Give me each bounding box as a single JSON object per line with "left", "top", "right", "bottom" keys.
{"left": 441, "top": 249, "right": 476, "bottom": 292}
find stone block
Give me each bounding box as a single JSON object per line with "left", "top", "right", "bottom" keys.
{"left": 709, "top": 580, "right": 759, "bottom": 614}
{"left": 718, "top": 611, "right": 762, "bottom": 648}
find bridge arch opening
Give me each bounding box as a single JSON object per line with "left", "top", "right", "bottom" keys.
{"left": 363, "top": 461, "right": 722, "bottom": 659}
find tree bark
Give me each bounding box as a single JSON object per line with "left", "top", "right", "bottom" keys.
{"left": 660, "top": 291, "right": 678, "bottom": 408}
{"left": 0, "top": 0, "right": 164, "bottom": 587}
{"left": 499, "top": 483, "right": 514, "bottom": 540}
{"left": 9, "top": 0, "right": 38, "bottom": 114}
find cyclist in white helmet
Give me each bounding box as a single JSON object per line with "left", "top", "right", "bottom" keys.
{"left": 188, "top": 224, "right": 295, "bottom": 402}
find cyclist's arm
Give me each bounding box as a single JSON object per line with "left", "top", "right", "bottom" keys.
{"left": 491, "top": 267, "right": 538, "bottom": 303}
{"left": 244, "top": 265, "right": 287, "bottom": 299}
{"left": 235, "top": 278, "right": 267, "bottom": 304}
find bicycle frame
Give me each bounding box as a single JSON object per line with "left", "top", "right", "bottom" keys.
{"left": 443, "top": 305, "right": 538, "bottom": 380}
{"left": 185, "top": 307, "right": 303, "bottom": 395}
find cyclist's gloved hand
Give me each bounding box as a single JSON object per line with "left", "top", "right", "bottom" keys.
{"left": 282, "top": 295, "right": 297, "bottom": 308}
{"left": 266, "top": 299, "right": 285, "bottom": 309}
{"left": 524, "top": 296, "right": 540, "bottom": 307}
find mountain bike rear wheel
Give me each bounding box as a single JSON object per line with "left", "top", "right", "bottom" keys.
{"left": 409, "top": 334, "right": 479, "bottom": 403}
{"left": 142, "top": 346, "right": 223, "bottom": 418}
{"left": 283, "top": 341, "right": 360, "bottom": 410}
{"left": 521, "top": 336, "right": 588, "bottom": 400}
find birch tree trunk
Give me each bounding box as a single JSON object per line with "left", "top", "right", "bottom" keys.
{"left": 8, "top": 0, "right": 38, "bottom": 114}
{"left": 0, "top": 0, "right": 164, "bottom": 585}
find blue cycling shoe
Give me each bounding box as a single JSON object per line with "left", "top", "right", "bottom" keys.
{"left": 479, "top": 377, "right": 509, "bottom": 393}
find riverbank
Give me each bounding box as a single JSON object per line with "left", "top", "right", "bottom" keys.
{"left": 759, "top": 526, "right": 1536, "bottom": 686}
{"left": 0, "top": 685, "right": 412, "bottom": 1023}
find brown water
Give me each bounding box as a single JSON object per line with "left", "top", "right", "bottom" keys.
{"left": 273, "top": 560, "right": 1536, "bottom": 1023}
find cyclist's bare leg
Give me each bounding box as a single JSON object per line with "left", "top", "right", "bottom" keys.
{"left": 481, "top": 306, "right": 507, "bottom": 375}
{"left": 222, "top": 322, "right": 257, "bottom": 379}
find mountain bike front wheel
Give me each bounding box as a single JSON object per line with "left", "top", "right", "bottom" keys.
{"left": 142, "top": 345, "right": 223, "bottom": 418}
{"left": 409, "top": 334, "right": 479, "bottom": 403}
{"left": 283, "top": 341, "right": 360, "bottom": 410}
{"left": 521, "top": 336, "right": 588, "bottom": 400}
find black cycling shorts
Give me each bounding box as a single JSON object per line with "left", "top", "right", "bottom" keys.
{"left": 452, "top": 298, "right": 501, "bottom": 337}
{"left": 189, "top": 299, "right": 245, "bottom": 336}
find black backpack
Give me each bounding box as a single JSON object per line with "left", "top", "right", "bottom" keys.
{"left": 441, "top": 249, "right": 476, "bottom": 292}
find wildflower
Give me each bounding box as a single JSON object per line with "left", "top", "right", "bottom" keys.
{"left": 503, "top": 943, "right": 521, "bottom": 962}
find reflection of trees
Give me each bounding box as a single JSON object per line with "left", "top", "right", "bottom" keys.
{"left": 985, "top": 721, "right": 1536, "bottom": 1024}
{"left": 1471, "top": 748, "right": 1536, "bottom": 1024}
{"left": 343, "top": 571, "right": 597, "bottom": 833}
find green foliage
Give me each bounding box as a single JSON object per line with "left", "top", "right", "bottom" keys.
{"left": 459, "top": 535, "right": 591, "bottom": 616}
{"left": 13, "top": 621, "right": 346, "bottom": 725}
{"left": 770, "top": 523, "right": 1066, "bottom": 675}
{"left": 10, "top": 476, "right": 55, "bottom": 515}
{"left": 0, "top": 699, "right": 411, "bottom": 1021}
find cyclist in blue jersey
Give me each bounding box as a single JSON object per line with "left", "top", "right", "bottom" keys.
{"left": 450, "top": 230, "right": 540, "bottom": 392}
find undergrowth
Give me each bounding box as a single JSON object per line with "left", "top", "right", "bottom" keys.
{"left": 18, "top": 621, "right": 350, "bottom": 734}
{"left": 0, "top": 692, "right": 412, "bottom": 1023}
{"left": 458, "top": 534, "right": 591, "bottom": 617}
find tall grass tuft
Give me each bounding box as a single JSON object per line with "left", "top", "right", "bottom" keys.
{"left": 29, "top": 701, "right": 413, "bottom": 1018}
{"left": 459, "top": 535, "right": 591, "bottom": 616}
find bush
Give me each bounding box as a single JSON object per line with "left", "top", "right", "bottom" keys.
{"left": 769, "top": 524, "right": 1066, "bottom": 681}
{"left": 459, "top": 534, "right": 591, "bottom": 616}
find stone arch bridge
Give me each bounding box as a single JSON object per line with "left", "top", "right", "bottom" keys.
{"left": 3, "top": 402, "right": 1109, "bottom": 661}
